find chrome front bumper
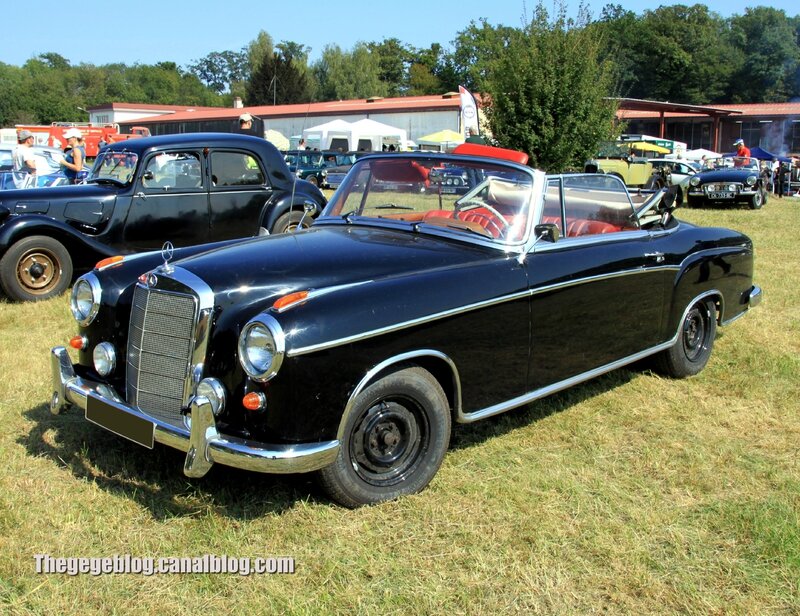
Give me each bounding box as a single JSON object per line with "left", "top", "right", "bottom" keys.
{"left": 49, "top": 346, "right": 340, "bottom": 478}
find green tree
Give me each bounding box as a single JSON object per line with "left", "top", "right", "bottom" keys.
{"left": 484, "top": 1, "right": 618, "bottom": 172}
{"left": 247, "top": 49, "right": 312, "bottom": 105}
{"left": 446, "top": 19, "right": 519, "bottom": 92}
{"left": 312, "top": 43, "right": 387, "bottom": 101}
{"left": 589, "top": 4, "right": 646, "bottom": 97}
{"left": 368, "top": 38, "right": 413, "bottom": 96}
{"left": 728, "top": 7, "right": 800, "bottom": 102}
{"left": 635, "top": 4, "right": 738, "bottom": 104}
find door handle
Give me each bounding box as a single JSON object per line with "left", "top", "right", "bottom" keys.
{"left": 645, "top": 252, "right": 665, "bottom": 263}
{"left": 135, "top": 192, "right": 147, "bottom": 200}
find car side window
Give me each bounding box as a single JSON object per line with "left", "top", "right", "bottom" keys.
{"left": 210, "top": 151, "right": 265, "bottom": 187}
{"left": 543, "top": 175, "right": 638, "bottom": 238}
{"left": 142, "top": 151, "right": 202, "bottom": 191}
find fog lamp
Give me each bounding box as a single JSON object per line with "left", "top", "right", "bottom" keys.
{"left": 92, "top": 342, "right": 116, "bottom": 376}
{"left": 196, "top": 378, "right": 226, "bottom": 417}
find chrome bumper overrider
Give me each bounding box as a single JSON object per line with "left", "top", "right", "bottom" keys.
{"left": 748, "top": 285, "right": 762, "bottom": 308}
{"left": 49, "top": 346, "right": 340, "bottom": 478}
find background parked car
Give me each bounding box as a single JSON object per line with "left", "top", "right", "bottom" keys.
{"left": 686, "top": 156, "right": 768, "bottom": 209}
{"left": 648, "top": 158, "right": 698, "bottom": 204}
{"left": 0, "top": 133, "right": 326, "bottom": 301}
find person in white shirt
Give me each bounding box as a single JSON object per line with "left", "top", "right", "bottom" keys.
{"left": 13, "top": 130, "right": 37, "bottom": 175}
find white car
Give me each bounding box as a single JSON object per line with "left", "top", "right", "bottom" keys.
{"left": 649, "top": 158, "right": 698, "bottom": 204}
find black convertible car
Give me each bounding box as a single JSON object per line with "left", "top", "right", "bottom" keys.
{"left": 49, "top": 145, "right": 761, "bottom": 507}
{"left": 0, "top": 133, "right": 326, "bottom": 301}
{"left": 686, "top": 156, "right": 768, "bottom": 209}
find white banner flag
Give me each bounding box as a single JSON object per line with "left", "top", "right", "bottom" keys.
{"left": 459, "top": 85, "right": 479, "bottom": 138}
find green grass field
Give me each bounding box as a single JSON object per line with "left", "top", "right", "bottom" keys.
{"left": 1, "top": 197, "right": 798, "bottom": 614}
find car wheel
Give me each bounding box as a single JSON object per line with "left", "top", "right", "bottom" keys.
{"left": 272, "top": 210, "right": 312, "bottom": 234}
{"left": 307, "top": 175, "right": 319, "bottom": 187}
{"left": 0, "top": 235, "right": 73, "bottom": 301}
{"left": 750, "top": 190, "right": 764, "bottom": 209}
{"left": 654, "top": 299, "right": 717, "bottom": 378}
{"left": 317, "top": 366, "right": 451, "bottom": 508}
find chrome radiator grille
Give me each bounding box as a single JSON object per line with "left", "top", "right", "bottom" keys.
{"left": 127, "top": 284, "right": 198, "bottom": 426}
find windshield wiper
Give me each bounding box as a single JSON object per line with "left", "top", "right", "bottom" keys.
{"left": 373, "top": 203, "right": 413, "bottom": 210}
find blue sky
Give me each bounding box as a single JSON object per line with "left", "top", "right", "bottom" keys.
{"left": 3, "top": 0, "right": 798, "bottom": 69}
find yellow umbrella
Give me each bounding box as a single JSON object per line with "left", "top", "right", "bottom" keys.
{"left": 626, "top": 141, "right": 671, "bottom": 154}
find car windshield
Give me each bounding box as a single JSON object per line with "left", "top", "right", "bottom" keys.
{"left": 708, "top": 156, "right": 760, "bottom": 171}
{"left": 321, "top": 155, "right": 533, "bottom": 244}
{"left": 90, "top": 150, "right": 138, "bottom": 184}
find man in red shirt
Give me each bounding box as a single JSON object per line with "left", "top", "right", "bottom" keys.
{"left": 733, "top": 138, "right": 751, "bottom": 166}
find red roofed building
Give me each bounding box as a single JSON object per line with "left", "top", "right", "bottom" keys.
{"left": 88, "top": 96, "right": 800, "bottom": 156}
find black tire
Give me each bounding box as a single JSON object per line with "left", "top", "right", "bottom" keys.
{"left": 307, "top": 175, "right": 319, "bottom": 187}
{"left": 0, "top": 235, "right": 73, "bottom": 301}
{"left": 654, "top": 299, "right": 717, "bottom": 378}
{"left": 317, "top": 366, "right": 451, "bottom": 508}
{"left": 750, "top": 190, "right": 764, "bottom": 209}
{"left": 271, "top": 210, "right": 311, "bottom": 234}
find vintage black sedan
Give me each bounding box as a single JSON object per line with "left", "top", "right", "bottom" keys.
{"left": 686, "top": 156, "right": 768, "bottom": 209}
{"left": 49, "top": 145, "right": 761, "bottom": 507}
{"left": 0, "top": 133, "right": 326, "bottom": 301}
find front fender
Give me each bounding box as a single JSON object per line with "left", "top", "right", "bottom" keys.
{"left": 260, "top": 189, "right": 326, "bottom": 231}
{"left": 0, "top": 215, "right": 114, "bottom": 267}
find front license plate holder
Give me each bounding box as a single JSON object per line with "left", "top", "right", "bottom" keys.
{"left": 86, "top": 394, "right": 155, "bottom": 449}
{"left": 710, "top": 191, "right": 735, "bottom": 199}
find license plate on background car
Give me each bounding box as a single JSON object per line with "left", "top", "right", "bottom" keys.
{"left": 710, "top": 192, "right": 735, "bottom": 199}
{"left": 86, "top": 394, "right": 155, "bottom": 449}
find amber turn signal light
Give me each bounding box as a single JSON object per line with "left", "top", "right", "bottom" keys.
{"left": 95, "top": 255, "right": 124, "bottom": 270}
{"left": 242, "top": 392, "right": 266, "bottom": 411}
{"left": 273, "top": 290, "right": 309, "bottom": 311}
{"left": 69, "top": 335, "right": 87, "bottom": 350}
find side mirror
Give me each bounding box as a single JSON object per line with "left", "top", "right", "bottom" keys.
{"left": 534, "top": 223, "right": 560, "bottom": 243}
{"left": 142, "top": 170, "right": 154, "bottom": 181}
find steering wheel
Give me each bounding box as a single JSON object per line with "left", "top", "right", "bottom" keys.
{"left": 454, "top": 202, "right": 511, "bottom": 238}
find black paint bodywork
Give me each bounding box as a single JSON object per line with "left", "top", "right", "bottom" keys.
{"left": 66, "top": 157, "right": 758, "bottom": 452}
{"left": 0, "top": 133, "right": 326, "bottom": 277}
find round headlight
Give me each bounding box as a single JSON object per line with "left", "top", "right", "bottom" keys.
{"left": 689, "top": 176, "right": 700, "bottom": 187}
{"left": 746, "top": 175, "right": 757, "bottom": 186}
{"left": 70, "top": 274, "right": 101, "bottom": 325}
{"left": 92, "top": 342, "right": 116, "bottom": 377}
{"left": 238, "top": 317, "right": 285, "bottom": 382}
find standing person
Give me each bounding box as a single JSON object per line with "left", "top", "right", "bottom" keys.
{"left": 775, "top": 161, "right": 788, "bottom": 199}
{"left": 237, "top": 112, "right": 254, "bottom": 134}
{"left": 465, "top": 127, "right": 486, "bottom": 145}
{"left": 60, "top": 128, "right": 85, "bottom": 184}
{"left": 732, "top": 138, "right": 750, "bottom": 166}
{"left": 13, "top": 129, "right": 38, "bottom": 175}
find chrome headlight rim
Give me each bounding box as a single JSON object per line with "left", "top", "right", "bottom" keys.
{"left": 70, "top": 273, "right": 102, "bottom": 326}
{"left": 745, "top": 175, "right": 757, "bottom": 186}
{"left": 689, "top": 176, "right": 700, "bottom": 187}
{"left": 238, "top": 314, "right": 285, "bottom": 382}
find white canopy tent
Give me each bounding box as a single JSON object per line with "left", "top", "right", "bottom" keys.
{"left": 348, "top": 119, "right": 408, "bottom": 152}
{"left": 301, "top": 119, "right": 353, "bottom": 151}
{"left": 301, "top": 118, "right": 408, "bottom": 151}
{"left": 685, "top": 148, "right": 721, "bottom": 161}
